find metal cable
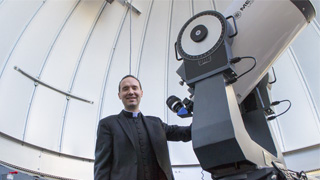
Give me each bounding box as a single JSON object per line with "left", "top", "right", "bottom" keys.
{"left": 129, "top": 0, "right": 133, "bottom": 75}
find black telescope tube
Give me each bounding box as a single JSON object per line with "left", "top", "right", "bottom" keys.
{"left": 290, "top": 0, "right": 316, "bottom": 23}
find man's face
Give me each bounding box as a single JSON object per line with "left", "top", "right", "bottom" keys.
{"left": 118, "top": 77, "right": 143, "bottom": 112}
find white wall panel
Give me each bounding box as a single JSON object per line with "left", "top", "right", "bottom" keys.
{"left": 57, "top": 1, "right": 108, "bottom": 158}
{"left": 283, "top": 146, "right": 320, "bottom": 172}
{"left": 127, "top": 0, "right": 153, "bottom": 75}
{"left": 214, "top": 0, "right": 233, "bottom": 12}
{"left": 138, "top": 0, "right": 171, "bottom": 119}
{"left": 0, "top": 134, "right": 42, "bottom": 174}
{"left": 61, "top": 99, "right": 97, "bottom": 158}
{"left": 0, "top": 0, "right": 78, "bottom": 140}
{"left": 0, "top": 0, "right": 43, "bottom": 73}
{"left": 291, "top": 23, "right": 320, "bottom": 116}
{"left": 24, "top": 86, "right": 66, "bottom": 151}
{"left": 193, "top": 0, "right": 214, "bottom": 14}
{"left": 61, "top": 2, "right": 125, "bottom": 158}
{"left": 25, "top": 0, "right": 105, "bottom": 151}
{"left": 271, "top": 50, "right": 320, "bottom": 151}
{"left": 310, "top": 0, "right": 319, "bottom": 23}
{"left": 7, "top": 0, "right": 79, "bottom": 75}
{"left": 0, "top": 134, "right": 93, "bottom": 180}
{"left": 0, "top": 70, "right": 34, "bottom": 139}
{"left": 0, "top": 0, "right": 44, "bottom": 139}
{"left": 39, "top": 0, "right": 104, "bottom": 91}
{"left": 39, "top": 151, "right": 93, "bottom": 180}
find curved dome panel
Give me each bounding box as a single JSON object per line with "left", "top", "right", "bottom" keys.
{"left": 0, "top": 0, "right": 319, "bottom": 179}
{"left": 0, "top": 0, "right": 218, "bottom": 178}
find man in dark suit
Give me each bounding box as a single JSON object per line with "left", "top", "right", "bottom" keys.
{"left": 94, "top": 75, "right": 192, "bottom": 180}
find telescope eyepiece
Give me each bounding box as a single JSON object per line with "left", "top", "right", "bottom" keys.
{"left": 166, "top": 95, "right": 184, "bottom": 113}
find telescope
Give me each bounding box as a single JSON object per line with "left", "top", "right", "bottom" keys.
{"left": 167, "top": 0, "right": 315, "bottom": 179}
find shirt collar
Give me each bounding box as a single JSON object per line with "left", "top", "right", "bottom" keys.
{"left": 123, "top": 109, "right": 140, "bottom": 118}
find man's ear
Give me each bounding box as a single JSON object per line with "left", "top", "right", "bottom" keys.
{"left": 141, "top": 90, "right": 143, "bottom": 98}
{"left": 118, "top": 92, "right": 121, "bottom": 100}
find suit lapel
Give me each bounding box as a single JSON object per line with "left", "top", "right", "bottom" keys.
{"left": 142, "top": 115, "right": 159, "bottom": 151}
{"left": 117, "top": 111, "right": 137, "bottom": 150}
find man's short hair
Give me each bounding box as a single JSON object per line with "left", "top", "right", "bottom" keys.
{"left": 118, "top": 75, "right": 142, "bottom": 92}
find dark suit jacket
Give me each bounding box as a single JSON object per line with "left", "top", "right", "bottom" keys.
{"left": 94, "top": 111, "right": 192, "bottom": 180}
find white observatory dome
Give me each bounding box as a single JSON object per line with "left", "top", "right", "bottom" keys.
{"left": 0, "top": 0, "right": 319, "bottom": 179}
